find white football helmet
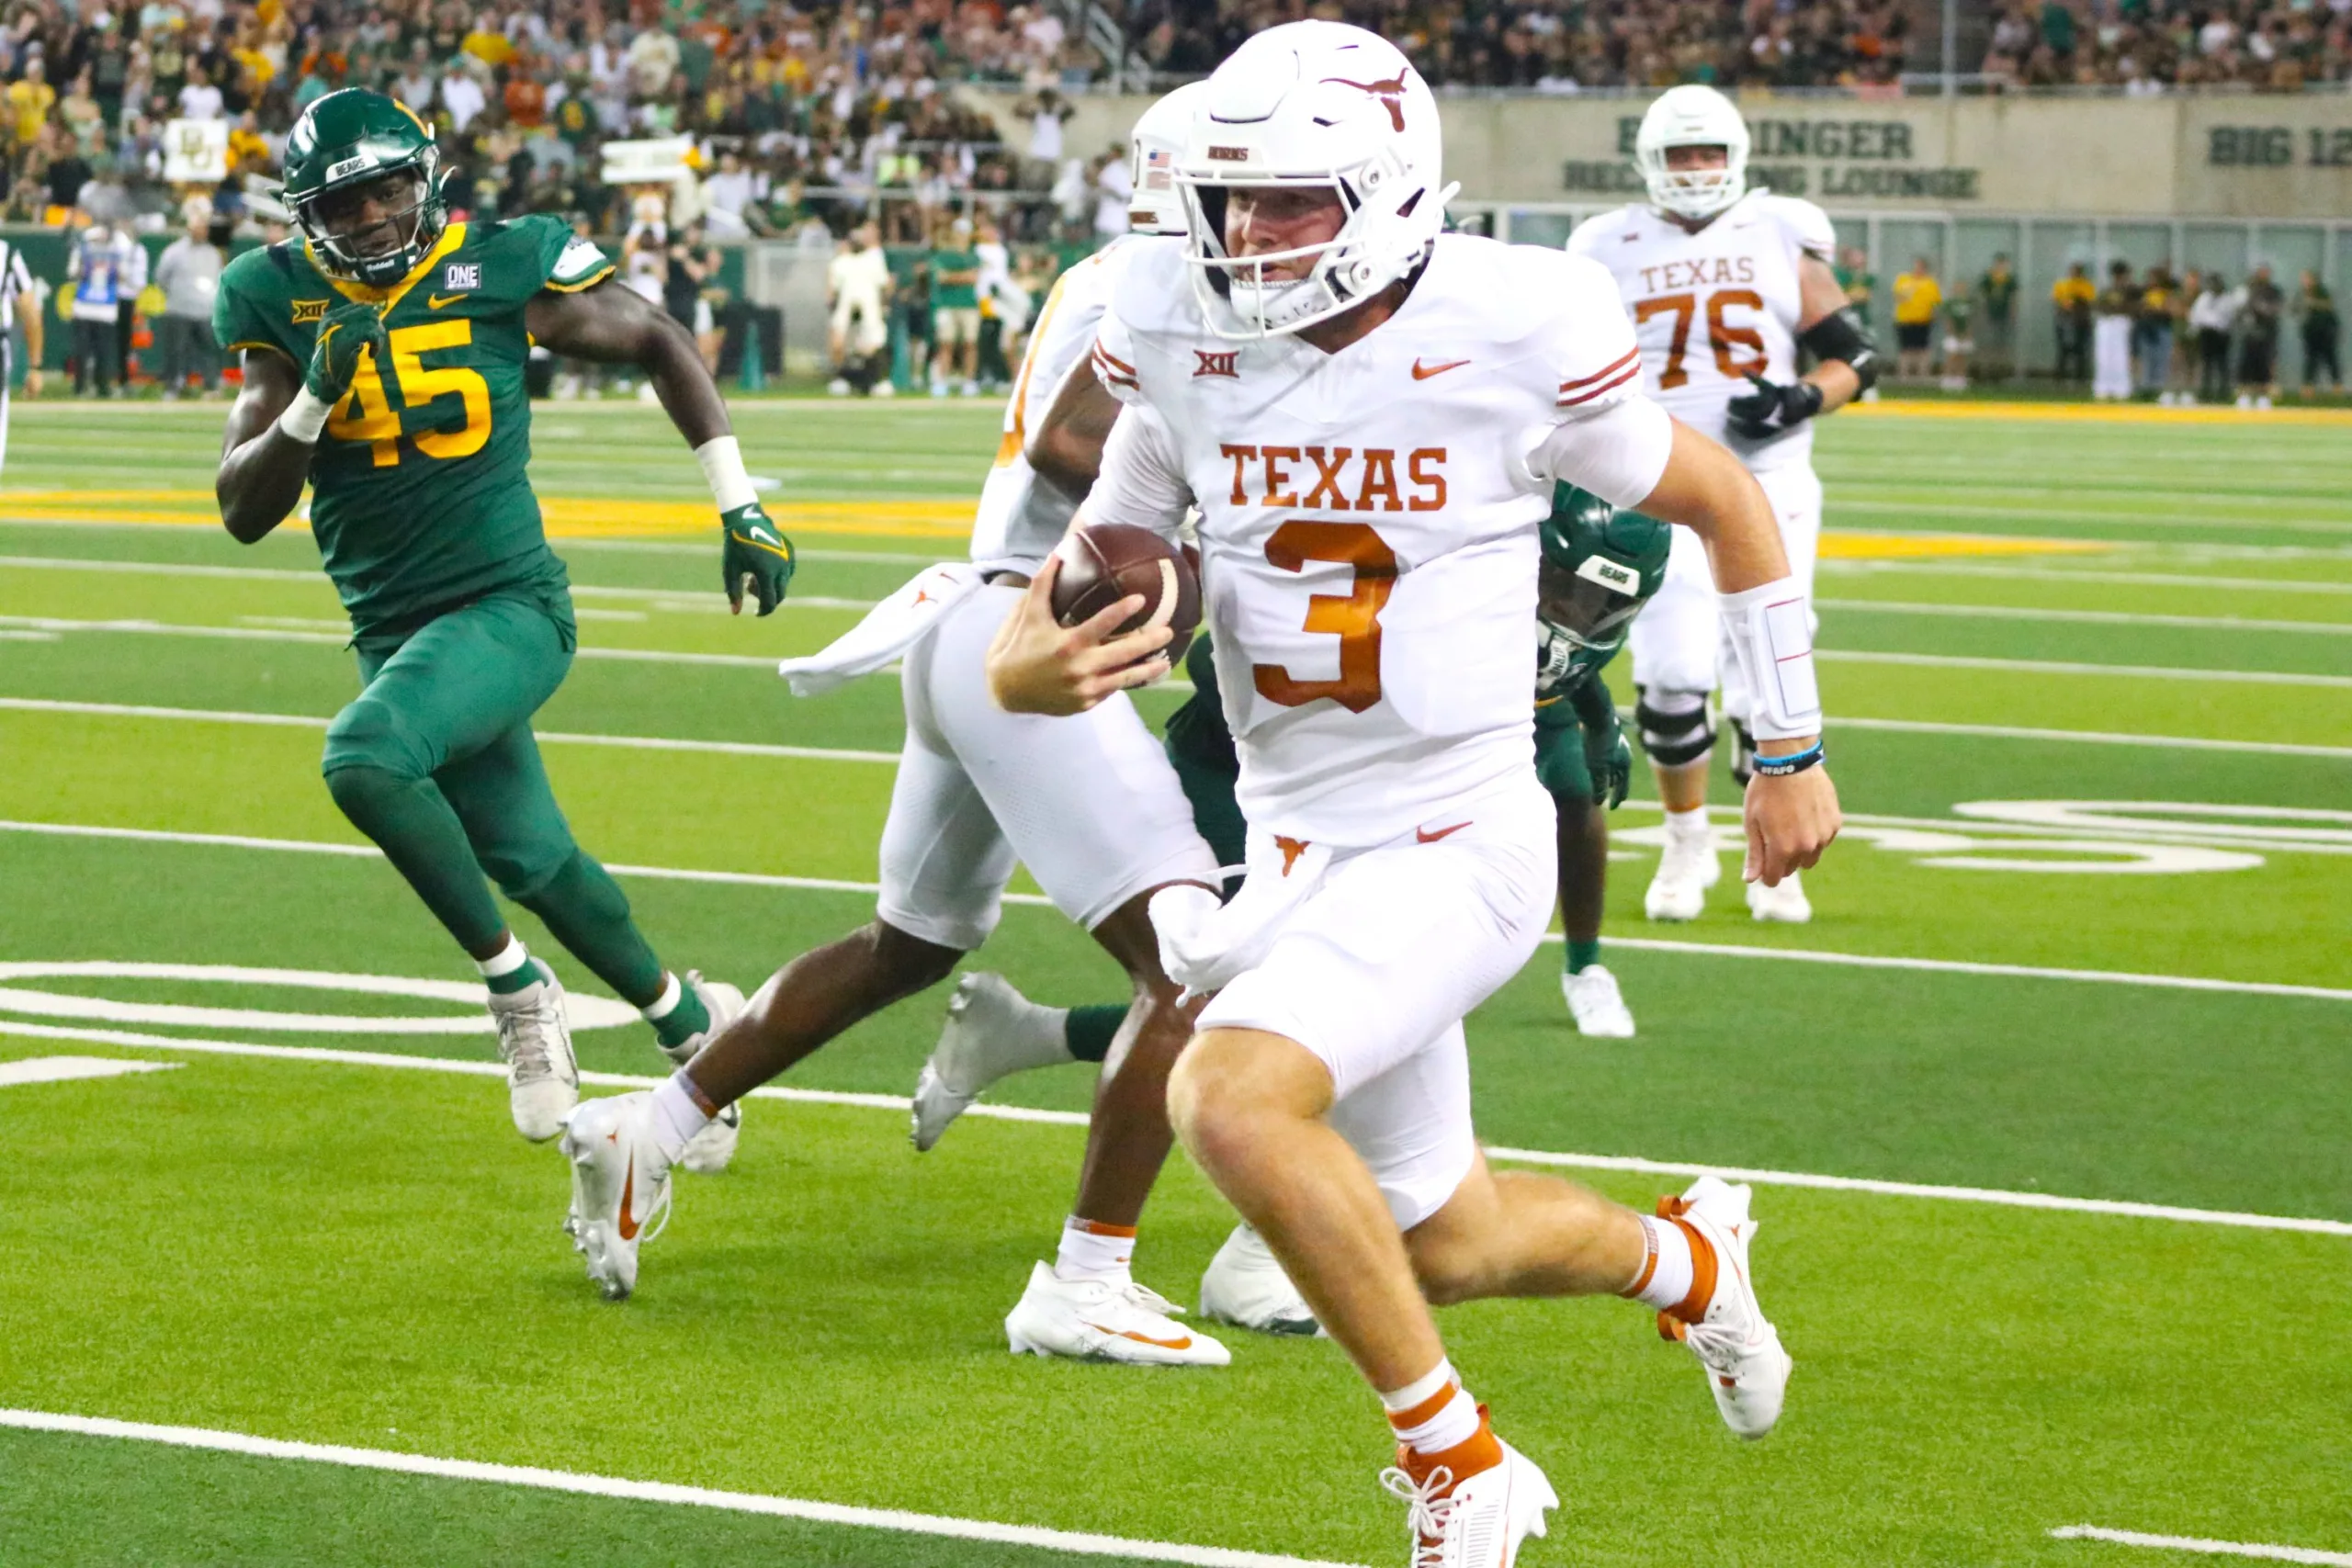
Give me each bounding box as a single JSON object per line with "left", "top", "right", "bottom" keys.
{"left": 1175, "top": 21, "right": 1453, "bottom": 340}
{"left": 1635, "top": 85, "right": 1751, "bottom": 222}
{"left": 1128, "top": 81, "right": 1204, "bottom": 236}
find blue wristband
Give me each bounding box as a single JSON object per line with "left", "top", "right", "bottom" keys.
{"left": 1749, "top": 740, "right": 1825, "bottom": 777}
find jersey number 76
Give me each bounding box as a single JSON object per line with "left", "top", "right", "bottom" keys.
{"left": 1634, "top": 289, "right": 1767, "bottom": 390}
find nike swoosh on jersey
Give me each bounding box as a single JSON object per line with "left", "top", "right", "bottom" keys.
{"left": 427, "top": 292, "right": 469, "bottom": 310}
{"left": 1416, "top": 820, "right": 1472, "bottom": 843}
{"left": 1085, "top": 1322, "right": 1193, "bottom": 1351}
{"left": 617, "top": 1153, "right": 641, "bottom": 1240}
{"left": 1411, "top": 357, "right": 1470, "bottom": 380}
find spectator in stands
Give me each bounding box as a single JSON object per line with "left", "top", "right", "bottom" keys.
{"left": 1975, "top": 252, "right": 2017, "bottom": 381}
{"left": 176, "top": 61, "right": 220, "bottom": 119}
{"left": 2189, "top": 273, "right": 2238, "bottom": 404}
{"left": 1835, "top": 245, "right": 1875, "bottom": 335}
{"left": 664, "top": 218, "right": 721, "bottom": 373}
{"left": 2091, "top": 261, "right": 2137, "bottom": 400}
{"left": 928, "top": 215, "right": 980, "bottom": 398}
{"left": 2236, "top": 264, "right": 2284, "bottom": 408}
{"left": 827, "top": 220, "right": 891, "bottom": 397}
{"left": 2297, "top": 270, "right": 2340, "bottom": 397}
{"left": 8, "top": 59, "right": 53, "bottom": 147}
{"left": 1091, "top": 141, "right": 1130, "bottom": 243}
{"left": 1892, "top": 255, "right": 1942, "bottom": 380}
{"left": 2052, "top": 262, "right": 2096, "bottom": 382}
{"left": 702, "top": 147, "right": 758, "bottom": 239}
{"left": 2134, "top": 265, "right": 2177, "bottom": 398}
{"left": 154, "top": 203, "right": 221, "bottom": 397}
{"left": 1018, "top": 85, "right": 1071, "bottom": 190}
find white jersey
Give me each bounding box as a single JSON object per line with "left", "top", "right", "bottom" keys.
{"left": 967, "top": 236, "right": 1140, "bottom": 574}
{"left": 1566, "top": 189, "right": 1835, "bottom": 473}
{"left": 1085, "top": 233, "right": 1666, "bottom": 846}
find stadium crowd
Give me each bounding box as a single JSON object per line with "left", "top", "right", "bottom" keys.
{"left": 1980, "top": 0, "right": 2352, "bottom": 89}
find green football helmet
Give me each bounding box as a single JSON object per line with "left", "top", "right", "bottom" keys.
{"left": 1536, "top": 484, "right": 1671, "bottom": 686}
{"left": 282, "top": 88, "right": 447, "bottom": 288}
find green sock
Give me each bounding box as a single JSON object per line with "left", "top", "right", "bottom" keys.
{"left": 480, "top": 940, "right": 540, "bottom": 996}
{"left": 1065, "top": 1004, "right": 1127, "bottom": 1064}
{"left": 515, "top": 851, "right": 669, "bottom": 1011}
{"left": 643, "top": 975, "right": 711, "bottom": 1050}
{"left": 1566, "top": 939, "right": 1602, "bottom": 975}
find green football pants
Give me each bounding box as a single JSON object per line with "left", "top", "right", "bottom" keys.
{"left": 321, "top": 591, "right": 665, "bottom": 1005}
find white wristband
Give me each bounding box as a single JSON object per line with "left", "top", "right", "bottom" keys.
{"left": 1720, "top": 577, "right": 1823, "bottom": 740}
{"left": 695, "top": 434, "right": 759, "bottom": 512}
{"left": 277, "top": 386, "right": 334, "bottom": 445}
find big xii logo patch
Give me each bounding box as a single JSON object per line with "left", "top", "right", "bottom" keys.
{"left": 290, "top": 299, "right": 329, "bottom": 324}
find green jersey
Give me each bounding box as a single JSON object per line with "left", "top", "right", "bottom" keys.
{"left": 930, "top": 248, "right": 979, "bottom": 310}
{"left": 215, "top": 213, "right": 615, "bottom": 635}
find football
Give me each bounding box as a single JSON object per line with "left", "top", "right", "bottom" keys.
{"left": 1047, "top": 523, "right": 1202, "bottom": 666}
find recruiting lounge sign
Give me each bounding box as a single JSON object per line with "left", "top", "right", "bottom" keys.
{"left": 1560, "top": 114, "right": 1982, "bottom": 201}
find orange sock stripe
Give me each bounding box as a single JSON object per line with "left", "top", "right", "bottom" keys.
{"left": 1668, "top": 1216, "right": 1718, "bottom": 1325}
{"left": 1073, "top": 1219, "right": 1139, "bottom": 1238}
{"left": 677, "top": 1070, "right": 719, "bottom": 1119}
{"left": 1620, "top": 1219, "right": 1661, "bottom": 1299}
{"left": 1385, "top": 1380, "right": 1463, "bottom": 1434}
{"left": 1399, "top": 1406, "right": 1502, "bottom": 1486}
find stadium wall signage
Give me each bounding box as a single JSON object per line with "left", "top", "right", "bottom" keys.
{"left": 975, "top": 91, "right": 2352, "bottom": 219}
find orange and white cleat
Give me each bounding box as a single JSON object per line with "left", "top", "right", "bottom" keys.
{"left": 560, "top": 1091, "right": 673, "bottom": 1303}
{"left": 1003, "top": 1262, "right": 1231, "bottom": 1366}
{"left": 1378, "top": 1412, "right": 1558, "bottom": 1567}
{"left": 1656, "top": 1176, "right": 1792, "bottom": 1438}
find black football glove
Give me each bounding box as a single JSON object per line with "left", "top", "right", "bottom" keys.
{"left": 721, "top": 502, "right": 796, "bottom": 616}
{"left": 1725, "top": 373, "right": 1826, "bottom": 442}
{"left": 305, "top": 299, "right": 389, "bottom": 404}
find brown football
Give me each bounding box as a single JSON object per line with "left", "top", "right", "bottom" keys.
{"left": 1048, "top": 524, "right": 1202, "bottom": 667}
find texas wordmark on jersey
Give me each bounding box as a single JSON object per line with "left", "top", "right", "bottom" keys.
{"left": 1085, "top": 233, "right": 1655, "bottom": 848}
{"left": 1567, "top": 189, "right": 1836, "bottom": 473}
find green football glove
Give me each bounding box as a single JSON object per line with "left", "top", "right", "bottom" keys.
{"left": 305, "top": 299, "right": 388, "bottom": 404}
{"left": 721, "top": 502, "right": 796, "bottom": 616}
{"left": 1589, "top": 726, "right": 1633, "bottom": 810}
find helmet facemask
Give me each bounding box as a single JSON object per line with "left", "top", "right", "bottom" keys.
{"left": 297, "top": 155, "right": 445, "bottom": 287}
{"left": 1639, "top": 144, "right": 1745, "bottom": 222}
{"left": 1634, "top": 85, "right": 1751, "bottom": 223}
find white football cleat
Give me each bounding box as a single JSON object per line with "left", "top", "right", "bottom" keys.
{"left": 1643, "top": 821, "right": 1720, "bottom": 922}
{"left": 560, "top": 1092, "right": 673, "bottom": 1303}
{"left": 660, "top": 972, "right": 747, "bottom": 1175}
{"left": 1560, "top": 964, "right": 1636, "bottom": 1038}
{"left": 911, "top": 972, "right": 1070, "bottom": 1152}
{"left": 1199, "top": 1224, "right": 1320, "bottom": 1337}
{"left": 1379, "top": 1435, "right": 1557, "bottom": 1567}
{"left": 1657, "top": 1176, "right": 1792, "bottom": 1439}
{"left": 1745, "top": 871, "right": 1813, "bottom": 924}
{"left": 1004, "top": 1262, "right": 1231, "bottom": 1366}
{"left": 486, "top": 961, "right": 577, "bottom": 1142}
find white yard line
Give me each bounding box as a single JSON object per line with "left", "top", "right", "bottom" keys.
{"left": 2050, "top": 1526, "right": 2352, "bottom": 1564}
{"left": 1820, "top": 561, "right": 2352, "bottom": 596}
{"left": 3, "top": 818, "right": 2344, "bottom": 1001}
{"left": 1815, "top": 599, "right": 2352, "bottom": 635}
{"left": 1817, "top": 649, "right": 2352, "bottom": 688}
{"left": 0, "top": 1409, "right": 1366, "bottom": 1568}
{"left": 0, "top": 1055, "right": 180, "bottom": 1087}
{"left": 1826, "top": 716, "right": 2352, "bottom": 760}
{"left": 0, "top": 698, "right": 901, "bottom": 764}
{"left": 2, "top": 1017, "right": 2345, "bottom": 1237}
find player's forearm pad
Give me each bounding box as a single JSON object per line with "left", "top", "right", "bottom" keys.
{"left": 1527, "top": 394, "right": 1676, "bottom": 512}
{"left": 277, "top": 387, "right": 334, "bottom": 445}
{"left": 1720, "top": 577, "right": 1824, "bottom": 741}
{"left": 695, "top": 434, "right": 760, "bottom": 512}
{"left": 1799, "top": 306, "right": 1880, "bottom": 391}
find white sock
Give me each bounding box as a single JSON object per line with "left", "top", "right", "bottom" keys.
{"left": 1052, "top": 1217, "right": 1136, "bottom": 1285}
{"left": 1382, "top": 1359, "right": 1482, "bottom": 1455}
{"left": 1625, "top": 1213, "right": 1695, "bottom": 1312}
{"left": 1664, "top": 805, "right": 1711, "bottom": 844}
{"left": 639, "top": 971, "right": 684, "bottom": 1022}
{"left": 476, "top": 936, "right": 531, "bottom": 982}
{"left": 649, "top": 1073, "right": 712, "bottom": 1162}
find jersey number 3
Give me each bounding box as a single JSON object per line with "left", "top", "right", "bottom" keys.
{"left": 1634, "top": 289, "right": 1767, "bottom": 389}
{"left": 1251, "top": 521, "right": 1396, "bottom": 714}
{"left": 328, "top": 321, "right": 493, "bottom": 468}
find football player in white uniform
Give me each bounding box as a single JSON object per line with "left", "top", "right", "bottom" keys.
{"left": 1567, "top": 85, "right": 1878, "bottom": 925}
{"left": 560, "top": 89, "right": 1261, "bottom": 1367}
{"left": 988, "top": 25, "right": 1839, "bottom": 1566}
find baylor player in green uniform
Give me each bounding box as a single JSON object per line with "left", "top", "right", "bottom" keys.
{"left": 214, "top": 89, "right": 797, "bottom": 1157}
{"left": 911, "top": 487, "right": 1673, "bottom": 1153}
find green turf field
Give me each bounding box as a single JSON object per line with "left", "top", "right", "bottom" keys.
{"left": 1, "top": 399, "right": 2346, "bottom": 1568}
